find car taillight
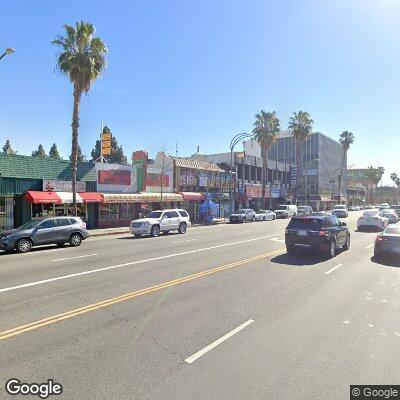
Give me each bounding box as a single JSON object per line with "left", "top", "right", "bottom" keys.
{"left": 319, "top": 230, "right": 329, "bottom": 236}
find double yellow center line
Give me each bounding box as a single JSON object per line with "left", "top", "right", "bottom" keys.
{"left": 0, "top": 248, "right": 284, "bottom": 341}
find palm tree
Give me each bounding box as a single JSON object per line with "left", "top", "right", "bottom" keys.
{"left": 252, "top": 110, "right": 281, "bottom": 208}
{"left": 53, "top": 21, "right": 107, "bottom": 215}
{"left": 338, "top": 131, "right": 355, "bottom": 202}
{"left": 365, "top": 166, "right": 385, "bottom": 204}
{"left": 391, "top": 173, "right": 399, "bottom": 203}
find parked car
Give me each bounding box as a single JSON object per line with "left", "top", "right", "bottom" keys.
{"left": 348, "top": 206, "right": 355, "bottom": 211}
{"left": 353, "top": 205, "right": 361, "bottom": 211}
{"left": 331, "top": 205, "right": 348, "bottom": 218}
{"left": 285, "top": 214, "right": 350, "bottom": 258}
{"left": 274, "top": 204, "right": 297, "bottom": 219}
{"left": 0, "top": 217, "right": 89, "bottom": 253}
{"left": 390, "top": 205, "right": 400, "bottom": 217}
{"left": 297, "top": 205, "right": 313, "bottom": 215}
{"left": 130, "top": 209, "right": 191, "bottom": 237}
{"left": 364, "top": 204, "right": 373, "bottom": 209}
{"left": 374, "top": 225, "right": 400, "bottom": 259}
{"left": 379, "top": 203, "right": 390, "bottom": 210}
{"left": 255, "top": 210, "right": 276, "bottom": 221}
{"left": 379, "top": 209, "right": 399, "bottom": 224}
{"left": 229, "top": 209, "right": 256, "bottom": 223}
{"left": 357, "top": 209, "right": 389, "bottom": 231}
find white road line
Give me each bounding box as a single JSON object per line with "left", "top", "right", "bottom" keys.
{"left": 366, "top": 244, "right": 374, "bottom": 249}
{"left": 184, "top": 319, "right": 254, "bottom": 364}
{"left": 173, "top": 239, "right": 198, "bottom": 244}
{"left": 325, "top": 263, "right": 343, "bottom": 275}
{"left": 52, "top": 254, "right": 99, "bottom": 262}
{"left": 0, "top": 236, "right": 276, "bottom": 294}
{"left": 271, "top": 238, "right": 285, "bottom": 243}
{"left": 265, "top": 234, "right": 281, "bottom": 238}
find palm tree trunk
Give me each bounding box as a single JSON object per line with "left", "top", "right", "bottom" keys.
{"left": 71, "top": 84, "right": 81, "bottom": 216}
{"left": 295, "top": 140, "right": 301, "bottom": 204}
{"left": 337, "top": 148, "right": 346, "bottom": 203}
{"left": 261, "top": 146, "right": 266, "bottom": 209}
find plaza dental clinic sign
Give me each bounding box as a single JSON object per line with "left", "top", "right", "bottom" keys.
{"left": 95, "top": 163, "right": 137, "bottom": 193}
{"left": 43, "top": 179, "right": 86, "bottom": 192}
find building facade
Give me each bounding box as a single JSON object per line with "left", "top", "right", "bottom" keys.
{"left": 243, "top": 130, "right": 346, "bottom": 210}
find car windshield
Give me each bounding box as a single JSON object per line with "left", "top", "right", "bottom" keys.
{"left": 287, "top": 218, "right": 323, "bottom": 229}
{"left": 363, "top": 210, "right": 379, "bottom": 217}
{"left": 147, "top": 211, "right": 163, "bottom": 219}
{"left": 276, "top": 206, "right": 288, "bottom": 210}
{"left": 381, "top": 210, "right": 395, "bottom": 214}
{"left": 334, "top": 205, "right": 346, "bottom": 210}
{"left": 17, "top": 220, "right": 42, "bottom": 229}
{"left": 234, "top": 209, "right": 247, "bottom": 214}
{"left": 385, "top": 227, "right": 400, "bottom": 235}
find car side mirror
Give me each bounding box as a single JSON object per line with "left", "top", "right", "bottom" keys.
{"left": 341, "top": 222, "right": 347, "bottom": 226}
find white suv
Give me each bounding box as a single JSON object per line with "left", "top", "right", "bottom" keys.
{"left": 130, "top": 209, "right": 191, "bottom": 238}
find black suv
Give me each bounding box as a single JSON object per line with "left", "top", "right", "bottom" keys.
{"left": 285, "top": 214, "right": 350, "bottom": 258}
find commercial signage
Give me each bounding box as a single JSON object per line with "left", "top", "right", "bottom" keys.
{"left": 180, "top": 170, "right": 198, "bottom": 187}
{"left": 95, "top": 163, "right": 137, "bottom": 193}
{"left": 145, "top": 173, "right": 169, "bottom": 187}
{"left": 245, "top": 184, "right": 263, "bottom": 199}
{"left": 271, "top": 185, "right": 281, "bottom": 198}
{"left": 43, "top": 180, "right": 86, "bottom": 193}
{"left": 199, "top": 174, "right": 208, "bottom": 187}
{"left": 101, "top": 129, "right": 112, "bottom": 157}
{"left": 132, "top": 151, "right": 148, "bottom": 163}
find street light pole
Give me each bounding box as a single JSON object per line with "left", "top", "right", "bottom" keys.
{"left": 0, "top": 48, "right": 15, "bottom": 61}
{"left": 229, "top": 132, "right": 253, "bottom": 214}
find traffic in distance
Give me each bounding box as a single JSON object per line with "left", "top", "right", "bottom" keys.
{"left": 1, "top": 203, "right": 399, "bottom": 261}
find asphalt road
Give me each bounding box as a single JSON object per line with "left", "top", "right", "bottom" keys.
{"left": 0, "top": 212, "right": 399, "bottom": 400}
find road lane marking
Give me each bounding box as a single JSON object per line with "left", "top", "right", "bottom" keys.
{"left": 366, "top": 244, "right": 374, "bottom": 249}
{"left": 173, "top": 239, "right": 198, "bottom": 244}
{"left": 52, "top": 254, "right": 98, "bottom": 262}
{"left": 271, "top": 238, "right": 285, "bottom": 243}
{"left": 0, "top": 236, "right": 278, "bottom": 294}
{"left": 0, "top": 250, "right": 283, "bottom": 341}
{"left": 325, "top": 263, "right": 343, "bottom": 275}
{"left": 184, "top": 319, "right": 254, "bottom": 364}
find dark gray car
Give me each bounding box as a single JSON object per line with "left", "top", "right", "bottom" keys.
{"left": 0, "top": 217, "right": 90, "bottom": 253}
{"left": 229, "top": 209, "right": 256, "bottom": 223}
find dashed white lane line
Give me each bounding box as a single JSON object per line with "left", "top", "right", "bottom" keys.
{"left": 0, "top": 235, "right": 280, "bottom": 294}
{"left": 271, "top": 238, "right": 285, "bottom": 243}
{"left": 184, "top": 319, "right": 254, "bottom": 364}
{"left": 173, "top": 239, "right": 198, "bottom": 244}
{"left": 366, "top": 244, "right": 374, "bottom": 249}
{"left": 325, "top": 263, "right": 344, "bottom": 275}
{"left": 52, "top": 254, "right": 99, "bottom": 262}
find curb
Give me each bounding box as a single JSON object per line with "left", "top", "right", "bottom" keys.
{"left": 89, "top": 220, "right": 228, "bottom": 238}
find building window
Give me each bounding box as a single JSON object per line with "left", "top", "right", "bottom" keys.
{"left": 99, "top": 203, "right": 119, "bottom": 221}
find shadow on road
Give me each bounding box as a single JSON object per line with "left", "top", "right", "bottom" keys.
{"left": 0, "top": 244, "right": 66, "bottom": 257}
{"left": 271, "top": 252, "right": 324, "bottom": 266}
{"left": 370, "top": 255, "right": 400, "bottom": 268}
{"left": 118, "top": 232, "right": 180, "bottom": 240}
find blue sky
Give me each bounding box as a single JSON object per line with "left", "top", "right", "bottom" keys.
{"left": 1, "top": 0, "right": 399, "bottom": 183}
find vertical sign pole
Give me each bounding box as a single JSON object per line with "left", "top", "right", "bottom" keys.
{"left": 100, "top": 123, "right": 104, "bottom": 163}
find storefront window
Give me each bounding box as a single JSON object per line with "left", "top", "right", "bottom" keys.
{"left": 43, "top": 203, "right": 55, "bottom": 218}
{"left": 118, "top": 203, "right": 136, "bottom": 221}
{"left": 32, "top": 203, "right": 43, "bottom": 218}
{"left": 0, "top": 197, "right": 5, "bottom": 213}
{"left": 99, "top": 203, "right": 119, "bottom": 221}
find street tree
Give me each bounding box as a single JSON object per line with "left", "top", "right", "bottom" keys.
{"left": 338, "top": 131, "right": 355, "bottom": 201}
{"left": 90, "top": 128, "right": 127, "bottom": 164}
{"left": 53, "top": 21, "right": 108, "bottom": 215}
{"left": 2, "top": 140, "right": 16, "bottom": 155}
{"left": 49, "top": 143, "right": 62, "bottom": 159}
{"left": 31, "top": 144, "right": 47, "bottom": 158}
{"left": 252, "top": 110, "right": 281, "bottom": 208}
{"left": 288, "top": 111, "right": 314, "bottom": 202}
{"left": 391, "top": 173, "right": 400, "bottom": 203}
{"left": 365, "top": 166, "right": 385, "bottom": 204}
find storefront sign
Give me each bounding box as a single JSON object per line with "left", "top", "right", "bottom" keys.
{"left": 43, "top": 180, "right": 86, "bottom": 193}
{"left": 145, "top": 173, "right": 169, "bottom": 187}
{"left": 271, "top": 185, "right": 281, "bottom": 198}
{"left": 96, "top": 163, "right": 137, "bottom": 193}
{"left": 199, "top": 174, "right": 208, "bottom": 187}
{"left": 180, "top": 170, "right": 198, "bottom": 187}
{"left": 245, "top": 184, "right": 263, "bottom": 199}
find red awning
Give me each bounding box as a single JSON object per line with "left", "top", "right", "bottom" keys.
{"left": 25, "top": 191, "right": 62, "bottom": 204}
{"left": 79, "top": 192, "right": 104, "bottom": 203}
{"left": 179, "top": 192, "right": 205, "bottom": 201}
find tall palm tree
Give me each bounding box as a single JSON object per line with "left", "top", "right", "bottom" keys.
{"left": 53, "top": 21, "right": 108, "bottom": 214}
{"left": 338, "top": 131, "right": 355, "bottom": 202}
{"left": 365, "top": 166, "right": 385, "bottom": 204}
{"left": 288, "top": 111, "right": 314, "bottom": 202}
{"left": 252, "top": 110, "right": 281, "bottom": 208}
{"left": 391, "top": 173, "right": 399, "bottom": 203}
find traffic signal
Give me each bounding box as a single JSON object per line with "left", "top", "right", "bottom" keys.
{"left": 101, "top": 130, "right": 112, "bottom": 156}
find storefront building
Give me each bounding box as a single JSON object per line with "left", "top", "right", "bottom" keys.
{"left": 0, "top": 153, "right": 98, "bottom": 229}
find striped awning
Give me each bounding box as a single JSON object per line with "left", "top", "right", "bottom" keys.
{"left": 102, "top": 192, "right": 183, "bottom": 203}
{"left": 25, "top": 191, "right": 103, "bottom": 204}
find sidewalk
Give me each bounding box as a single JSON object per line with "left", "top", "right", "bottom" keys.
{"left": 88, "top": 218, "right": 228, "bottom": 237}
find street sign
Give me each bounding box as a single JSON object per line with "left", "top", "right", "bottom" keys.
{"left": 101, "top": 133, "right": 112, "bottom": 141}
{"left": 102, "top": 147, "right": 111, "bottom": 156}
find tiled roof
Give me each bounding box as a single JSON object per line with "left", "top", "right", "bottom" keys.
{"left": 0, "top": 153, "right": 96, "bottom": 181}
{"left": 169, "top": 156, "right": 225, "bottom": 172}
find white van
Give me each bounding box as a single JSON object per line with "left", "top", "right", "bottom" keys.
{"left": 274, "top": 204, "right": 297, "bottom": 219}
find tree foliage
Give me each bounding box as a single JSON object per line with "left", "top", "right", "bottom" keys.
{"left": 32, "top": 145, "right": 47, "bottom": 158}
{"left": 2, "top": 140, "right": 16, "bottom": 155}
{"left": 70, "top": 144, "right": 85, "bottom": 162}
{"left": 90, "top": 127, "right": 127, "bottom": 164}
{"left": 49, "top": 143, "right": 62, "bottom": 159}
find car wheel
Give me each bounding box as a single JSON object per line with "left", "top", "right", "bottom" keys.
{"left": 343, "top": 234, "right": 350, "bottom": 250}
{"left": 163, "top": 231, "right": 170, "bottom": 235}
{"left": 178, "top": 222, "right": 187, "bottom": 234}
{"left": 243, "top": 218, "right": 247, "bottom": 223}
{"left": 69, "top": 233, "right": 82, "bottom": 247}
{"left": 134, "top": 234, "right": 142, "bottom": 238}
{"left": 252, "top": 216, "right": 255, "bottom": 222}
{"left": 16, "top": 238, "right": 32, "bottom": 253}
{"left": 150, "top": 225, "right": 160, "bottom": 237}
{"left": 263, "top": 217, "right": 266, "bottom": 221}
{"left": 327, "top": 239, "right": 336, "bottom": 258}
{"left": 56, "top": 242, "right": 65, "bottom": 247}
